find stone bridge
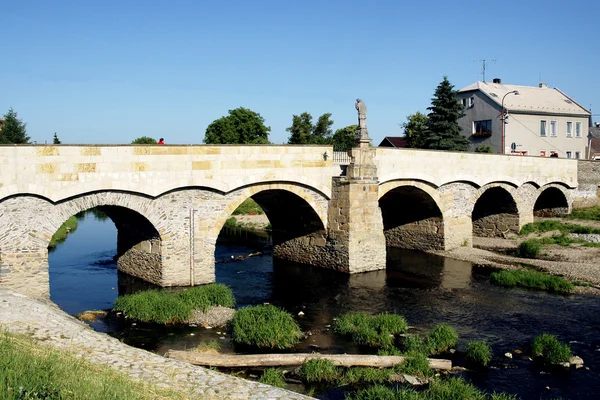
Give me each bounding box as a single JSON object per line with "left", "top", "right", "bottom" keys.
{"left": 0, "top": 144, "right": 594, "bottom": 298}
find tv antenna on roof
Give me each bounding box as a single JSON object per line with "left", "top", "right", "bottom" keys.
{"left": 474, "top": 59, "right": 496, "bottom": 82}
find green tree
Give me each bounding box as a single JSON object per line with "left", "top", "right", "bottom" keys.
{"left": 331, "top": 124, "right": 357, "bottom": 151}
{"left": 402, "top": 112, "right": 428, "bottom": 148}
{"left": 0, "top": 108, "right": 29, "bottom": 144}
{"left": 204, "top": 107, "right": 270, "bottom": 144}
{"left": 53, "top": 133, "right": 61, "bottom": 144}
{"left": 424, "top": 76, "right": 469, "bottom": 151}
{"left": 286, "top": 112, "right": 334, "bottom": 144}
{"left": 131, "top": 136, "right": 157, "bottom": 144}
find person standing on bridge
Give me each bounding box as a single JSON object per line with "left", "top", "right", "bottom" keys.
{"left": 157, "top": 138, "right": 165, "bottom": 145}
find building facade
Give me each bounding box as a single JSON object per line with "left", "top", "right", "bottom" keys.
{"left": 457, "top": 80, "right": 590, "bottom": 158}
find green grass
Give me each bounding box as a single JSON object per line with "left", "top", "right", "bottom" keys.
{"left": 490, "top": 393, "right": 519, "bottom": 400}
{"left": 568, "top": 206, "right": 600, "bottom": 221}
{"left": 0, "top": 331, "right": 189, "bottom": 400}
{"left": 466, "top": 341, "right": 493, "bottom": 367}
{"left": 520, "top": 220, "right": 600, "bottom": 235}
{"left": 192, "top": 340, "right": 221, "bottom": 353}
{"left": 232, "top": 198, "right": 264, "bottom": 215}
{"left": 393, "top": 351, "right": 434, "bottom": 378}
{"left": 231, "top": 305, "right": 301, "bottom": 350}
{"left": 402, "top": 334, "right": 429, "bottom": 355}
{"left": 224, "top": 217, "right": 237, "bottom": 227}
{"left": 531, "top": 334, "right": 572, "bottom": 364}
{"left": 113, "top": 284, "right": 235, "bottom": 324}
{"left": 426, "top": 377, "right": 486, "bottom": 400}
{"left": 517, "top": 239, "right": 541, "bottom": 258}
{"left": 350, "top": 385, "right": 421, "bottom": 400}
{"left": 334, "top": 312, "right": 408, "bottom": 349}
{"left": 490, "top": 269, "right": 574, "bottom": 294}
{"left": 48, "top": 216, "right": 78, "bottom": 248}
{"left": 338, "top": 367, "right": 391, "bottom": 385}
{"left": 299, "top": 359, "right": 339, "bottom": 383}
{"left": 259, "top": 368, "right": 287, "bottom": 388}
{"left": 427, "top": 324, "right": 458, "bottom": 355}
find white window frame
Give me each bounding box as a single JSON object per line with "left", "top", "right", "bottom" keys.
{"left": 576, "top": 122, "right": 582, "bottom": 137}
{"left": 566, "top": 151, "right": 572, "bottom": 159}
{"left": 550, "top": 120, "right": 557, "bottom": 137}
{"left": 469, "top": 97, "right": 475, "bottom": 108}
{"left": 540, "top": 120, "right": 547, "bottom": 137}
{"left": 575, "top": 151, "right": 581, "bottom": 159}
{"left": 566, "top": 121, "right": 573, "bottom": 137}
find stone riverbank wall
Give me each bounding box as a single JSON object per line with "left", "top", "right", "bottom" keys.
{"left": 0, "top": 289, "right": 312, "bottom": 400}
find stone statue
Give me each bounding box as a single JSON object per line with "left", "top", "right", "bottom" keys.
{"left": 355, "top": 98, "right": 367, "bottom": 128}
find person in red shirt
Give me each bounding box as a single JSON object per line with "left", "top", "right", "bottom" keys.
{"left": 157, "top": 138, "right": 165, "bottom": 145}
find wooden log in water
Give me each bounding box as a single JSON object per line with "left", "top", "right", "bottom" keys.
{"left": 166, "top": 351, "right": 452, "bottom": 370}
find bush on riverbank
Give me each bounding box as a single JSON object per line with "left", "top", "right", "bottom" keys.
{"left": 517, "top": 239, "right": 541, "bottom": 258}
{"left": 232, "top": 198, "right": 264, "bottom": 215}
{"left": 466, "top": 341, "right": 493, "bottom": 367}
{"left": 231, "top": 305, "right": 301, "bottom": 349}
{"left": 531, "top": 334, "right": 572, "bottom": 364}
{"left": 0, "top": 331, "right": 188, "bottom": 400}
{"left": 334, "top": 312, "right": 408, "bottom": 350}
{"left": 48, "top": 216, "right": 78, "bottom": 248}
{"left": 113, "top": 283, "right": 235, "bottom": 324}
{"left": 490, "top": 269, "right": 573, "bottom": 294}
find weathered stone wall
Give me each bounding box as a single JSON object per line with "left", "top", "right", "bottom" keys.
{"left": 384, "top": 218, "right": 445, "bottom": 250}
{"left": 117, "top": 239, "right": 162, "bottom": 285}
{"left": 574, "top": 160, "right": 600, "bottom": 208}
{"left": 472, "top": 213, "right": 520, "bottom": 237}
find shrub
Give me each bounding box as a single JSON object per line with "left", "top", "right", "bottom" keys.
{"left": 394, "top": 351, "right": 433, "bottom": 378}
{"left": 334, "top": 312, "right": 408, "bottom": 349}
{"left": 466, "top": 341, "right": 493, "bottom": 367}
{"left": 531, "top": 334, "right": 572, "bottom": 364}
{"left": 490, "top": 269, "right": 574, "bottom": 294}
{"left": 517, "top": 240, "right": 541, "bottom": 258}
{"left": 224, "top": 217, "right": 237, "bottom": 227}
{"left": 427, "top": 324, "right": 458, "bottom": 354}
{"left": 299, "top": 359, "right": 339, "bottom": 383}
{"left": 259, "top": 368, "right": 286, "bottom": 388}
{"left": 231, "top": 305, "right": 301, "bottom": 349}
{"left": 232, "top": 198, "right": 264, "bottom": 215}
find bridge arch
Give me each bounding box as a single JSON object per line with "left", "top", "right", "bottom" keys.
{"left": 378, "top": 180, "right": 446, "bottom": 250}
{"left": 533, "top": 184, "right": 571, "bottom": 217}
{"left": 471, "top": 183, "right": 520, "bottom": 237}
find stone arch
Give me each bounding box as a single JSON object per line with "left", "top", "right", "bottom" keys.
{"left": 378, "top": 180, "right": 446, "bottom": 251}
{"left": 472, "top": 183, "right": 519, "bottom": 237}
{"left": 533, "top": 183, "right": 572, "bottom": 217}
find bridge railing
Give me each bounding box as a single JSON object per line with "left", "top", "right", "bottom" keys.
{"left": 333, "top": 151, "right": 351, "bottom": 165}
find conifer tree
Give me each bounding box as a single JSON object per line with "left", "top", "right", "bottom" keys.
{"left": 424, "top": 77, "right": 469, "bottom": 151}
{"left": 53, "top": 133, "right": 61, "bottom": 144}
{"left": 0, "top": 108, "right": 29, "bottom": 144}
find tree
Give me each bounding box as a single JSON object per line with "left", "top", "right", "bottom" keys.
{"left": 402, "top": 112, "right": 428, "bottom": 149}
{"left": 53, "top": 133, "right": 61, "bottom": 144}
{"left": 0, "top": 108, "right": 29, "bottom": 144}
{"left": 131, "top": 136, "right": 157, "bottom": 144}
{"left": 204, "top": 107, "right": 270, "bottom": 144}
{"left": 424, "top": 77, "right": 469, "bottom": 151}
{"left": 331, "top": 124, "right": 357, "bottom": 151}
{"left": 286, "top": 112, "right": 334, "bottom": 144}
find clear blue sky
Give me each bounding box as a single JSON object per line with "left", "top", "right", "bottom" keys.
{"left": 1, "top": 0, "right": 598, "bottom": 145}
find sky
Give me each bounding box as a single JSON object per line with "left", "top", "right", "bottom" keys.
{"left": 1, "top": 0, "right": 599, "bottom": 146}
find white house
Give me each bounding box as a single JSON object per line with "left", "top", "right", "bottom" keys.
{"left": 457, "top": 79, "right": 590, "bottom": 158}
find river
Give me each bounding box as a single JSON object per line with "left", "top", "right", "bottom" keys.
{"left": 49, "top": 212, "right": 600, "bottom": 400}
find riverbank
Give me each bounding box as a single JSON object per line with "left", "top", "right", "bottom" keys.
{"left": 0, "top": 289, "right": 311, "bottom": 400}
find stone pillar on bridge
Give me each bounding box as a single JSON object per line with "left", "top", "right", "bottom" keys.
{"left": 326, "top": 99, "right": 386, "bottom": 273}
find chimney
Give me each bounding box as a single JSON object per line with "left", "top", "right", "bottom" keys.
{"left": 596, "top": 122, "right": 600, "bottom": 128}
{"left": 492, "top": 78, "right": 502, "bottom": 84}
{"left": 539, "top": 83, "right": 548, "bottom": 89}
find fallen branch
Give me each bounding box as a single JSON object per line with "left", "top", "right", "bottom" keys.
{"left": 166, "top": 351, "right": 452, "bottom": 370}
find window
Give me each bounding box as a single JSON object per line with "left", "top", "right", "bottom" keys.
{"left": 540, "top": 120, "right": 547, "bottom": 137}
{"left": 462, "top": 98, "right": 467, "bottom": 107}
{"left": 566, "top": 121, "right": 572, "bottom": 137}
{"left": 469, "top": 97, "right": 475, "bottom": 108}
{"left": 550, "top": 121, "right": 557, "bottom": 137}
{"left": 575, "top": 151, "right": 581, "bottom": 159}
{"left": 473, "top": 120, "right": 492, "bottom": 137}
{"left": 540, "top": 150, "right": 547, "bottom": 157}
{"left": 576, "top": 122, "right": 582, "bottom": 137}
{"left": 566, "top": 151, "right": 572, "bottom": 159}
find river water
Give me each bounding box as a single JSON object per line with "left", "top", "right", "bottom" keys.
{"left": 49, "top": 213, "right": 600, "bottom": 400}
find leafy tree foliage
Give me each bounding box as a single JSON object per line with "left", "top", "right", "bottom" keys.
{"left": 0, "top": 108, "right": 30, "bottom": 144}
{"left": 53, "top": 133, "right": 61, "bottom": 144}
{"left": 331, "top": 124, "right": 357, "bottom": 151}
{"left": 131, "top": 136, "right": 157, "bottom": 144}
{"left": 424, "top": 76, "right": 469, "bottom": 151}
{"left": 204, "top": 107, "right": 270, "bottom": 144}
{"left": 402, "top": 112, "right": 428, "bottom": 148}
{"left": 286, "top": 112, "right": 334, "bottom": 144}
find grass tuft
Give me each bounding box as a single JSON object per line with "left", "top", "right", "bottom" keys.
{"left": 339, "top": 367, "right": 391, "bottom": 385}
{"left": 520, "top": 220, "right": 600, "bottom": 235}
{"left": 517, "top": 239, "right": 541, "bottom": 258}
{"left": 490, "top": 269, "right": 573, "bottom": 293}
{"left": 393, "top": 351, "right": 433, "bottom": 378}
{"left": 490, "top": 393, "right": 519, "bottom": 400}
{"left": 299, "top": 359, "right": 339, "bottom": 383}
{"left": 231, "top": 305, "right": 301, "bottom": 349}
{"left": 113, "top": 283, "right": 235, "bottom": 324}
{"left": 258, "top": 368, "right": 286, "bottom": 388}
{"left": 334, "top": 312, "right": 407, "bottom": 349}
{"left": 465, "top": 341, "right": 493, "bottom": 367}
{"left": 531, "top": 334, "right": 572, "bottom": 364}
{"left": 427, "top": 324, "right": 458, "bottom": 355}
{"left": 426, "top": 377, "right": 486, "bottom": 400}
{"left": 350, "top": 385, "right": 420, "bottom": 400}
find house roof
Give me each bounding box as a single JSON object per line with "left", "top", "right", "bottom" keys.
{"left": 378, "top": 136, "right": 407, "bottom": 148}
{"left": 459, "top": 81, "right": 590, "bottom": 116}
{"left": 590, "top": 126, "right": 600, "bottom": 140}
